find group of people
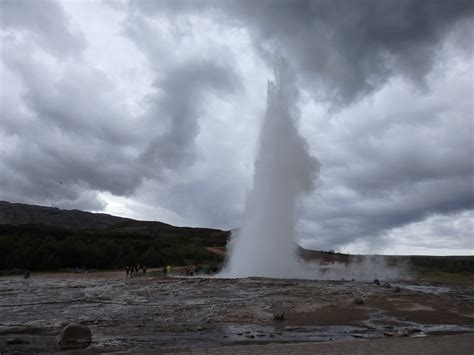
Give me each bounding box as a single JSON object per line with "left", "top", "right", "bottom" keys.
{"left": 125, "top": 263, "right": 146, "bottom": 277}
{"left": 124, "top": 263, "right": 219, "bottom": 278}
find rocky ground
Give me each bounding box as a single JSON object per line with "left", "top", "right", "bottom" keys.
{"left": 0, "top": 271, "right": 473, "bottom": 353}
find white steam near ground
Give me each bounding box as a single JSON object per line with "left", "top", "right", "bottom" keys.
{"left": 220, "top": 59, "right": 405, "bottom": 280}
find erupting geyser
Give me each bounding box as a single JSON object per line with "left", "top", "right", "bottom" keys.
{"left": 221, "top": 59, "right": 319, "bottom": 278}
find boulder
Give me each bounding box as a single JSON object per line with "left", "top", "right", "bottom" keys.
{"left": 56, "top": 323, "right": 91, "bottom": 350}
{"left": 373, "top": 279, "right": 380, "bottom": 285}
{"left": 272, "top": 310, "right": 285, "bottom": 321}
{"left": 353, "top": 297, "right": 364, "bottom": 305}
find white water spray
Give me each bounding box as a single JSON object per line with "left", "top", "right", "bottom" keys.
{"left": 221, "top": 59, "right": 319, "bottom": 278}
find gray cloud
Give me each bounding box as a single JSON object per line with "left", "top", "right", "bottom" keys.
{"left": 0, "top": 0, "right": 85, "bottom": 57}
{"left": 140, "top": 59, "right": 240, "bottom": 171}
{"left": 0, "top": 0, "right": 472, "bottom": 254}
{"left": 1, "top": 42, "right": 144, "bottom": 200}
{"left": 299, "top": 67, "right": 473, "bottom": 251}
{"left": 0, "top": 0, "right": 240, "bottom": 213}
{"left": 130, "top": 0, "right": 473, "bottom": 105}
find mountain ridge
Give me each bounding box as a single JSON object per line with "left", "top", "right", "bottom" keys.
{"left": 0, "top": 200, "right": 133, "bottom": 230}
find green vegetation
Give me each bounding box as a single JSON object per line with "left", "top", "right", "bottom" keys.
{"left": 407, "top": 255, "right": 474, "bottom": 274}
{"left": 0, "top": 222, "right": 227, "bottom": 271}
{"left": 298, "top": 248, "right": 474, "bottom": 278}
{"left": 1, "top": 219, "right": 472, "bottom": 277}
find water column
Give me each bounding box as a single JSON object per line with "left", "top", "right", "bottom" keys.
{"left": 222, "top": 59, "right": 319, "bottom": 278}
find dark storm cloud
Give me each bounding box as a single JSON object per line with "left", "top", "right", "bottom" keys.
{"left": 305, "top": 177, "right": 474, "bottom": 249}
{"left": 121, "top": 10, "right": 241, "bottom": 174}
{"left": 0, "top": 0, "right": 85, "bottom": 56}
{"left": 130, "top": 0, "right": 473, "bottom": 105}
{"left": 299, "top": 70, "right": 474, "bottom": 250}
{"left": 0, "top": 0, "right": 239, "bottom": 211}
{"left": 128, "top": 0, "right": 473, "bottom": 252}
{"left": 1, "top": 45, "right": 132, "bottom": 144}
{"left": 0, "top": 55, "right": 238, "bottom": 210}
{"left": 140, "top": 59, "right": 240, "bottom": 171}
{"left": 1, "top": 42, "right": 144, "bottom": 201}
{"left": 0, "top": 0, "right": 472, "bottom": 254}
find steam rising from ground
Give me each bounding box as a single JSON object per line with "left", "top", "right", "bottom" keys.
{"left": 220, "top": 59, "right": 405, "bottom": 280}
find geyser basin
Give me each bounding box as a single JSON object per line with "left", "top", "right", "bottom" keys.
{"left": 221, "top": 59, "right": 319, "bottom": 278}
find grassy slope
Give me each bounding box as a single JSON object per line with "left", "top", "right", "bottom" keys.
{"left": 0, "top": 222, "right": 229, "bottom": 271}
{"left": 1, "top": 219, "right": 472, "bottom": 276}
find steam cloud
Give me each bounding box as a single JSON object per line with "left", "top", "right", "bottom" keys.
{"left": 220, "top": 59, "right": 406, "bottom": 280}
{"left": 221, "top": 59, "right": 319, "bottom": 278}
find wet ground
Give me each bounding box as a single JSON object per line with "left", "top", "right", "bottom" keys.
{"left": 0, "top": 272, "right": 473, "bottom": 353}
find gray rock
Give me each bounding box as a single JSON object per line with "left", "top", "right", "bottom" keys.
{"left": 373, "top": 279, "right": 380, "bottom": 285}
{"left": 353, "top": 297, "right": 364, "bottom": 305}
{"left": 383, "top": 282, "right": 392, "bottom": 288}
{"left": 56, "top": 323, "right": 91, "bottom": 350}
{"left": 399, "top": 329, "right": 410, "bottom": 337}
{"left": 272, "top": 310, "right": 285, "bottom": 320}
{"left": 406, "top": 327, "right": 422, "bottom": 335}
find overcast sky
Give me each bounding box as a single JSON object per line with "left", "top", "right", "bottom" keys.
{"left": 1, "top": 0, "right": 473, "bottom": 255}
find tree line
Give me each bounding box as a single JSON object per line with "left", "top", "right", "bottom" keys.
{"left": 0, "top": 224, "right": 224, "bottom": 271}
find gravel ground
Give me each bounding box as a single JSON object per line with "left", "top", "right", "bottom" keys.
{"left": 0, "top": 272, "right": 473, "bottom": 353}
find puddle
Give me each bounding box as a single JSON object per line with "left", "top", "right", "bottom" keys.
{"left": 362, "top": 309, "right": 474, "bottom": 338}
{"left": 224, "top": 323, "right": 379, "bottom": 342}
{"left": 394, "top": 283, "right": 452, "bottom": 294}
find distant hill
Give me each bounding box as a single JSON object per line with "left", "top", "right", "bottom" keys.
{"left": 1, "top": 201, "right": 472, "bottom": 276}
{"left": 0, "top": 201, "right": 131, "bottom": 230}
{"left": 0, "top": 201, "right": 230, "bottom": 271}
